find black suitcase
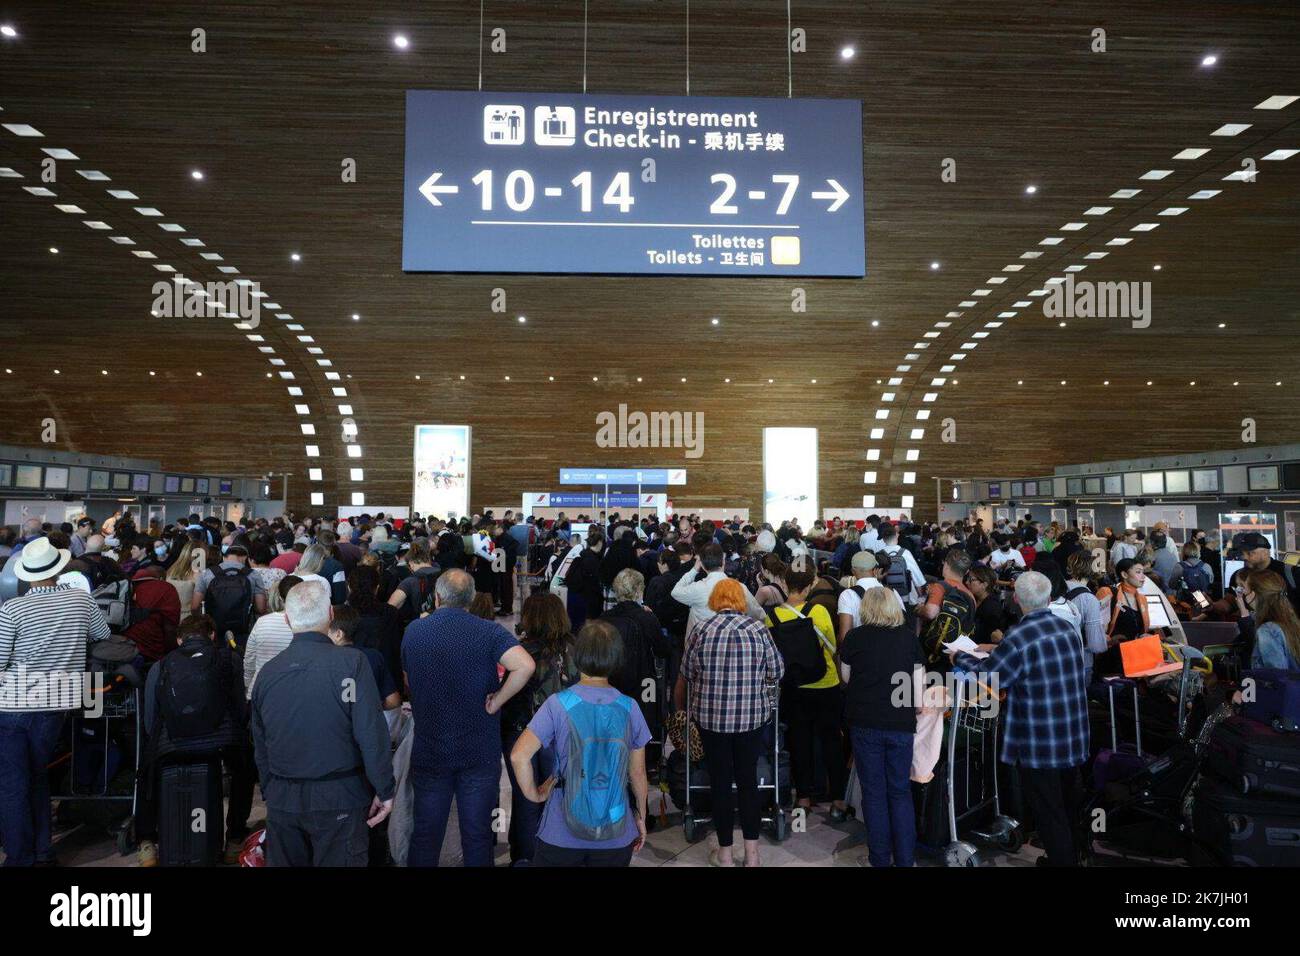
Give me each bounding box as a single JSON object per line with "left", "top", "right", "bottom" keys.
{"left": 1204, "top": 715, "right": 1300, "bottom": 799}
{"left": 158, "top": 759, "right": 225, "bottom": 867}
{"left": 1192, "top": 777, "right": 1300, "bottom": 866}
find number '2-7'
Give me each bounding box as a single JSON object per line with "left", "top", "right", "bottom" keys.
{"left": 710, "top": 173, "right": 799, "bottom": 215}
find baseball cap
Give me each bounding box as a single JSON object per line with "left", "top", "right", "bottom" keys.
{"left": 850, "top": 551, "right": 879, "bottom": 573}
{"left": 1235, "top": 531, "right": 1271, "bottom": 552}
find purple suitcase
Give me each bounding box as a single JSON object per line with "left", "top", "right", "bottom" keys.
{"left": 1092, "top": 678, "right": 1155, "bottom": 791}
{"left": 1242, "top": 668, "right": 1300, "bottom": 733}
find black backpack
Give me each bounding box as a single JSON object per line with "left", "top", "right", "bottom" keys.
{"left": 765, "top": 602, "right": 831, "bottom": 688}
{"left": 205, "top": 565, "right": 254, "bottom": 640}
{"left": 920, "top": 583, "right": 975, "bottom": 667}
{"left": 159, "top": 641, "right": 227, "bottom": 740}
{"left": 876, "top": 549, "right": 914, "bottom": 600}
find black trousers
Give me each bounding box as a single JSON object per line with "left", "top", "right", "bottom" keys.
{"left": 533, "top": 839, "right": 634, "bottom": 867}
{"left": 1019, "top": 764, "right": 1085, "bottom": 866}
{"left": 785, "top": 684, "right": 848, "bottom": 801}
{"left": 265, "top": 805, "right": 370, "bottom": 867}
{"left": 699, "top": 726, "right": 766, "bottom": 847}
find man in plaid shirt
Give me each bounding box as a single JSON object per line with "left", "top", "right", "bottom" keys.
{"left": 951, "top": 571, "right": 1089, "bottom": 866}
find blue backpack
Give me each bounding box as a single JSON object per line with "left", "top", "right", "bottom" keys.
{"left": 557, "top": 688, "right": 633, "bottom": 841}
{"left": 1178, "top": 560, "right": 1211, "bottom": 598}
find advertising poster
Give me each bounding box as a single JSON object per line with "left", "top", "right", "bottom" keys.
{"left": 413, "top": 425, "right": 471, "bottom": 519}
{"left": 763, "top": 427, "right": 818, "bottom": 529}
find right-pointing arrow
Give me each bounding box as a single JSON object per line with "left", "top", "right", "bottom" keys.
{"left": 419, "top": 171, "right": 459, "bottom": 207}
{"left": 811, "top": 178, "right": 849, "bottom": 212}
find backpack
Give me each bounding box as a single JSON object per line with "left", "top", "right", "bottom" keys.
{"left": 91, "top": 578, "right": 132, "bottom": 632}
{"left": 765, "top": 602, "right": 832, "bottom": 687}
{"left": 876, "top": 549, "right": 913, "bottom": 600}
{"left": 1177, "top": 560, "right": 1211, "bottom": 599}
{"left": 557, "top": 688, "right": 634, "bottom": 841}
{"left": 158, "top": 641, "right": 226, "bottom": 739}
{"left": 920, "top": 583, "right": 975, "bottom": 667}
{"left": 205, "top": 566, "right": 254, "bottom": 640}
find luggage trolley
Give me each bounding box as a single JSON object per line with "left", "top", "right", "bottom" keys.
{"left": 942, "top": 672, "right": 1021, "bottom": 867}
{"left": 680, "top": 680, "right": 790, "bottom": 844}
{"left": 48, "top": 665, "right": 145, "bottom": 856}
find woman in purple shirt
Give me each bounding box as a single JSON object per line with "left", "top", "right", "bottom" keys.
{"left": 510, "top": 620, "right": 650, "bottom": 867}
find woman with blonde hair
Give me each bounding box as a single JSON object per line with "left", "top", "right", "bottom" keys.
{"left": 674, "top": 577, "right": 784, "bottom": 867}
{"left": 1239, "top": 570, "right": 1300, "bottom": 671}
{"left": 839, "top": 587, "right": 922, "bottom": 867}
{"left": 166, "top": 540, "right": 202, "bottom": 622}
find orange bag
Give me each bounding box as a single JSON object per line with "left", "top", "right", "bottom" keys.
{"left": 1120, "top": 634, "right": 1164, "bottom": 676}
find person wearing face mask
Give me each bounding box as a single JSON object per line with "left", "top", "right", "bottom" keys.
{"left": 1233, "top": 570, "right": 1300, "bottom": 671}
{"left": 987, "top": 533, "right": 1025, "bottom": 575}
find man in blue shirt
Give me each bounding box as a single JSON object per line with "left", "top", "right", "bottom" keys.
{"left": 402, "top": 569, "right": 535, "bottom": 866}
{"left": 951, "top": 570, "right": 1089, "bottom": 866}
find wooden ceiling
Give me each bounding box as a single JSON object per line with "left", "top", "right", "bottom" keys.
{"left": 1, "top": 0, "right": 1298, "bottom": 517}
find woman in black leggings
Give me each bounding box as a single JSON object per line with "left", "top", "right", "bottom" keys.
{"left": 675, "top": 579, "right": 784, "bottom": 867}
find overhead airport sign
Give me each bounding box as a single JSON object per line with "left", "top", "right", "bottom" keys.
{"left": 403, "top": 90, "right": 865, "bottom": 277}
{"left": 559, "top": 468, "right": 686, "bottom": 486}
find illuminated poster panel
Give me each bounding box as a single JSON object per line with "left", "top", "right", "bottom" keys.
{"left": 413, "top": 425, "right": 471, "bottom": 519}
{"left": 763, "top": 427, "right": 818, "bottom": 529}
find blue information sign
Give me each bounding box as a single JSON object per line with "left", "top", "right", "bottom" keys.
{"left": 403, "top": 90, "right": 865, "bottom": 277}
{"left": 559, "top": 468, "right": 686, "bottom": 485}
{"left": 545, "top": 493, "right": 642, "bottom": 508}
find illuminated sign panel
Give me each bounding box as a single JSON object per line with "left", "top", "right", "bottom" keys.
{"left": 403, "top": 90, "right": 865, "bottom": 277}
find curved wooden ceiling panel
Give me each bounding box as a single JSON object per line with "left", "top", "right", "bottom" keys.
{"left": 1, "top": 1, "right": 1297, "bottom": 515}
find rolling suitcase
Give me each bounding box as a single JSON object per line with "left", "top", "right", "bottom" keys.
{"left": 1242, "top": 668, "right": 1300, "bottom": 733}
{"left": 1091, "top": 678, "right": 1154, "bottom": 791}
{"left": 1192, "top": 777, "right": 1300, "bottom": 866}
{"left": 1204, "top": 715, "right": 1300, "bottom": 799}
{"left": 158, "top": 758, "right": 225, "bottom": 867}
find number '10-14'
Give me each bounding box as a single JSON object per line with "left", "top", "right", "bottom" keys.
{"left": 470, "top": 170, "right": 635, "bottom": 212}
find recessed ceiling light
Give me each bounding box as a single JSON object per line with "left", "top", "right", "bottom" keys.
{"left": 517, "top": 315, "right": 526, "bottom": 323}
{"left": 0, "top": 25, "right": 16, "bottom": 38}
{"left": 459, "top": 374, "right": 465, "bottom": 380}
{"left": 1277, "top": 381, "right": 1283, "bottom": 386}
{"left": 1218, "top": 323, "right": 1226, "bottom": 328}
{"left": 1153, "top": 264, "right": 1162, "bottom": 271}
{"left": 768, "top": 378, "right": 774, "bottom": 384}
{"left": 548, "top": 375, "right": 554, "bottom": 381}
{"left": 811, "top": 379, "right": 817, "bottom": 384}
{"left": 191, "top": 170, "right": 204, "bottom": 180}
{"left": 710, "top": 317, "right": 719, "bottom": 325}
{"left": 1017, "top": 380, "right": 1023, "bottom": 386}
{"left": 352, "top": 313, "right": 360, "bottom": 321}
{"left": 53, "top": 369, "right": 61, "bottom": 375}
{"left": 196, "top": 371, "right": 202, "bottom": 377}
{"left": 1232, "top": 381, "right": 1239, "bottom": 386}
{"left": 930, "top": 261, "right": 940, "bottom": 270}
{"left": 840, "top": 46, "right": 855, "bottom": 60}
{"left": 3, "top": 369, "right": 10, "bottom": 374}
{"left": 393, "top": 34, "right": 409, "bottom": 49}
{"left": 725, "top": 378, "right": 731, "bottom": 383}
{"left": 149, "top": 370, "right": 155, "bottom": 376}
{"left": 414, "top": 375, "right": 421, "bottom": 380}
{"left": 48, "top": 247, "right": 58, "bottom": 254}
{"left": 1025, "top": 185, "right": 1037, "bottom": 195}
{"left": 1188, "top": 189, "right": 1221, "bottom": 199}
{"left": 680, "top": 377, "right": 687, "bottom": 383}
{"left": 1261, "top": 149, "right": 1299, "bottom": 161}
{"left": 504, "top": 375, "right": 511, "bottom": 381}
{"left": 1110, "top": 189, "right": 1141, "bottom": 199}
{"left": 1103, "top": 380, "right": 1110, "bottom": 385}
{"left": 1147, "top": 381, "right": 1153, "bottom": 386}
{"left": 100, "top": 369, "right": 108, "bottom": 375}
{"left": 290, "top": 252, "right": 301, "bottom": 262}
{"left": 1201, "top": 54, "right": 1218, "bottom": 67}
{"left": 1211, "top": 123, "right": 1251, "bottom": 137}
{"left": 1140, "top": 169, "right": 1173, "bottom": 180}
{"left": 1173, "top": 148, "right": 1210, "bottom": 160}
{"left": 636, "top": 376, "right": 642, "bottom": 382}
{"left": 870, "top": 320, "right": 879, "bottom": 327}
{"left": 592, "top": 376, "right": 598, "bottom": 382}
{"left": 1060, "top": 380, "right": 1067, "bottom": 385}
{"left": 1059, "top": 322, "right": 1067, "bottom": 327}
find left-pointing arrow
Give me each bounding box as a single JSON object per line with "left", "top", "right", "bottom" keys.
{"left": 419, "top": 171, "right": 459, "bottom": 207}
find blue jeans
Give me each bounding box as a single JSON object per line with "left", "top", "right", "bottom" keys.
{"left": 502, "top": 731, "right": 555, "bottom": 865}
{"left": 0, "top": 711, "right": 67, "bottom": 866}
{"left": 850, "top": 725, "right": 915, "bottom": 867}
{"left": 408, "top": 761, "right": 500, "bottom": 867}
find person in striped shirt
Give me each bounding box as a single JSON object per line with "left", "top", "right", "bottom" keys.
{"left": 0, "top": 537, "right": 110, "bottom": 866}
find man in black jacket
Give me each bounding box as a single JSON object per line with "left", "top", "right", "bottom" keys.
{"left": 251, "top": 580, "right": 395, "bottom": 866}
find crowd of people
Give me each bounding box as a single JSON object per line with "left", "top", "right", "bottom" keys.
{"left": 0, "top": 504, "right": 1296, "bottom": 868}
